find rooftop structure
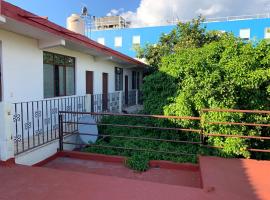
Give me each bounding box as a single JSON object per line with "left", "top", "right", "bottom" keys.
{"left": 93, "top": 16, "right": 130, "bottom": 30}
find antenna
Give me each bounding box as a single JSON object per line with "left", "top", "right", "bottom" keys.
{"left": 79, "top": 4, "right": 95, "bottom": 38}
{"left": 82, "top": 6, "right": 88, "bottom": 16}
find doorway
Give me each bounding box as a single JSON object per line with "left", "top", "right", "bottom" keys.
{"left": 125, "top": 75, "right": 128, "bottom": 105}
{"left": 102, "top": 73, "right": 108, "bottom": 111}
{"left": 86, "top": 71, "right": 94, "bottom": 111}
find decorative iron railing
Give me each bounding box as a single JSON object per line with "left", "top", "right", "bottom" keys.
{"left": 12, "top": 91, "right": 142, "bottom": 155}
{"left": 12, "top": 96, "right": 86, "bottom": 155}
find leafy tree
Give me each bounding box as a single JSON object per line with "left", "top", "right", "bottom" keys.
{"left": 85, "top": 17, "right": 270, "bottom": 170}
{"left": 137, "top": 16, "right": 221, "bottom": 69}
{"left": 142, "top": 27, "right": 270, "bottom": 158}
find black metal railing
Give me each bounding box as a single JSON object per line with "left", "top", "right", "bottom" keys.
{"left": 58, "top": 109, "right": 270, "bottom": 160}
{"left": 12, "top": 96, "right": 86, "bottom": 155}
{"left": 122, "top": 90, "right": 137, "bottom": 107}
{"left": 92, "top": 92, "right": 120, "bottom": 113}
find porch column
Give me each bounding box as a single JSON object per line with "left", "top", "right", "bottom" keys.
{"left": 119, "top": 91, "right": 123, "bottom": 113}
{"left": 85, "top": 94, "right": 92, "bottom": 112}
{"left": 136, "top": 90, "right": 139, "bottom": 105}
{"left": 0, "top": 102, "right": 14, "bottom": 161}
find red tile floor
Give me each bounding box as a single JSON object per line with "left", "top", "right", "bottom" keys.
{"left": 0, "top": 151, "right": 270, "bottom": 200}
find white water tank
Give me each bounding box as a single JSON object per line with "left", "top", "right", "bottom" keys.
{"left": 67, "top": 14, "right": 85, "bottom": 35}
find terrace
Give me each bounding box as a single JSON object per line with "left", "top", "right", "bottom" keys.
{"left": 1, "top": 108, "right": 270, "bottom": 199}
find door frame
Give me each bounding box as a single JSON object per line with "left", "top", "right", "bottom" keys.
{"left": 125, "top": 75, "right": 128, "bottom": 105}
{"left": 86, "top": 71, "right": 94, "bottom": 111}
{"left": 102, "top": 73, "right": 108, "bottom": 111}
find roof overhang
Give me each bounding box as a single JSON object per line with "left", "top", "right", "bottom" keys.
{"left": 0, "top": 1, "right": 148, "bottom": 69}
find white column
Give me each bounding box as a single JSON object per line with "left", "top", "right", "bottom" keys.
{"left": 136, "top": 90, "right": 139, "bottom": 105}
{"left": 0, "top": 102, "right": 14, "bottom": 161}
{"left": 85, "top": 94, "right": 92, "bottom": 112}
{"left": 119, "top": 91, "right": 123, "bottom": 113}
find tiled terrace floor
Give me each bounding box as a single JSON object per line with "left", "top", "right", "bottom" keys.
{"left": 44, "top": 157, "right": 201, "bottom": 188}
{"left": 0, "top": 154, "right": 270, "bottom": 200}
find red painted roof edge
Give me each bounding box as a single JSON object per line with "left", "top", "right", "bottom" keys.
{"left": 1, "top": 1, "right": 147, "bottom": 67}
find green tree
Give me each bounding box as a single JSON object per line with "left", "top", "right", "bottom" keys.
{"left": 137, "top": 16, "right": 221, "bottom": 69}
{"left": 142, "top": 19, "right": 270, "bottom": 159}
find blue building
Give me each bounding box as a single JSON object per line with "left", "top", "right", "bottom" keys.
{"left": 89, "top": 16, "right": 270, "bottom": 58}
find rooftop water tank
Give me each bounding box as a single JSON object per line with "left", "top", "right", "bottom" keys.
{"left": 67, "top": 14, "right": 85, "bottom": 35}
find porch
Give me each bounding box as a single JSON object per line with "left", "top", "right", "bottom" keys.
{"left": 0, "top": 91, "right": 142, "bottom": 165}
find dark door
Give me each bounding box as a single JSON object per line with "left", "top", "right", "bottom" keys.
{"left": 86, "top": 71, "right": 94, "bottom": 111}
{"left": 102, "top": 73, "right": 108, "bottom": 111}
{"left": 125, "top": 75, "right": 128, "bottom": 105}
{"left": 86, "top": 71, "right": 93, "bottom": 94}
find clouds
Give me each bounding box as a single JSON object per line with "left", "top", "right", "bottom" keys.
{"left": 107, "top": 0, "right": 270, "bottom": 27}
{"left": 106, "top": 8, "right": 124, "bottom": 17}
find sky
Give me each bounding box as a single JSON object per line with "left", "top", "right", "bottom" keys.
{"left": 5, "top": 0, "right": 270, "bottom": 28}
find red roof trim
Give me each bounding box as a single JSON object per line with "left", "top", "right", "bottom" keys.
{"left": 1, "top": 1, "right": 146, "bottom": 67}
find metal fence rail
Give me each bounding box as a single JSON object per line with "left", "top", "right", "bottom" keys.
{"left": 58, "top": 109, "right": 270, "bottom": 159}
{"left": 58, "top": 111, "right": 202, "bottom": 157}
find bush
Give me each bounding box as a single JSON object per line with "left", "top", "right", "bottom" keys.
{"left": 125, "top": 153, "right": 150, "bottom": 172}
{"left": 142, "top": 33, "right": 270, "bottom": 158}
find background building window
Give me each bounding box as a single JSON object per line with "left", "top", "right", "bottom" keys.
{"left": 132, "top": 35, "right": 140, "bottom": 48}
{"left": 115, "top": 67, "right": 123, "bottom": 91}
{"left": 115, "top": 37, "right": 122, "bottom": 47}
{"left": 43, "top": 52, "right": 75, "bottom": 98}
{"left": 132, "top": 71, "right": 140, "bottom": 90}
{"left": 97, "top": 37, "right": 105, "bottom": 45}
{"left": 265, "top": 27, "right": 270, "bottom": 39}
{"left": 239, "top": 28, "right": 250, "bottom": 40}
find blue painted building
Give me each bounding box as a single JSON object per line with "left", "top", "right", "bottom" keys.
{"left": 89, "top": 17, "right": 270, "bottom": 58}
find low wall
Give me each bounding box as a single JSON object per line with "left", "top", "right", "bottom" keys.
{"left": 15, "top": 135, "right": 77, "bottom": 166}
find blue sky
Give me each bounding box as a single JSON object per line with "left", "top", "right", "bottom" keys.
{"left": 5, "top": 0, "right": 140, "bottom": 26}
{"left": 5, "top": 0, "right": 269, "bottom": 28}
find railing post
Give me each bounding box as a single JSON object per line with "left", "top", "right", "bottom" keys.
{"left": 58, "top": 114, "right": 64, "bottom": 152}
{"left": 85, "top": 94, "right": 91, "bottom": 112}
{"left": 119, "top": 91, "right": 123, "bottom": 113}
{"left": 135, "top": 90, "right": 139, "bottom": 105}
{"left": 0, "top": 102, "right": 14, "bottom": 162}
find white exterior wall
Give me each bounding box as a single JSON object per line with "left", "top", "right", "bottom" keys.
{"left": 0, "top": 28, "right": 143, "bottom": 165}
{"left": 47, "top": 46, "right": 117, "bottom": 95}
{"left": 0, "top": 29, "right": 43, "bottom": 103}
{"left": 0, "top": 29, "right": 141, "bottom": 103}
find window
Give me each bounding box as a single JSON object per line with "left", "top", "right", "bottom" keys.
{"left": 132, "top": 71, "right": 140, "bottom": 90}
{"left": 132, "top": 35, "right": 140, "bottom": 47}
{"left": 265, "top": 27, "right": 270, "bottom": 39}
{"left": 43, "top": 52, "right": 75, "bottom": 98}
{"left": 115, "top": 67, "right": 123, "bottom": 91}
{"left": 239, "top": 29, "right": 250, "bottom": 40}
{"left": 97, "top": 37, "right": 105, "bottom": 45}
{"left": 114, "top": 37, "right": 122, "bottom": 47}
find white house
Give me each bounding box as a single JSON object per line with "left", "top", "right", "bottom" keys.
{"left": 0, "top": 1, "right": 147, "bottom": 165}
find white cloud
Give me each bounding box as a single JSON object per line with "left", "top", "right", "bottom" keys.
{"left": 106, "top": 8, "right": 124, "bottom": 17}
{"left": 108, "top": 0, "right": 270, "bottom": 27}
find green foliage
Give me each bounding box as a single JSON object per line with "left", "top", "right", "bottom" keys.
{"left": 84, "top": 116, "right": 199, "bottom": 171}
{"left": 137, "top": 16, "right": 222, "bottom": 69}
{"left": 141, "top": 17, "right": 270, "bottom": 159}
{"left": 85, "top": 17, "right": 270, "bottom": 171}
{"left": 125, "top": 153, "right": 150, "bottom": 172}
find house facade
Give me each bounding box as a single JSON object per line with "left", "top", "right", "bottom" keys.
{"left": 0, "top": 1, "right": 146, "bottom": 165}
